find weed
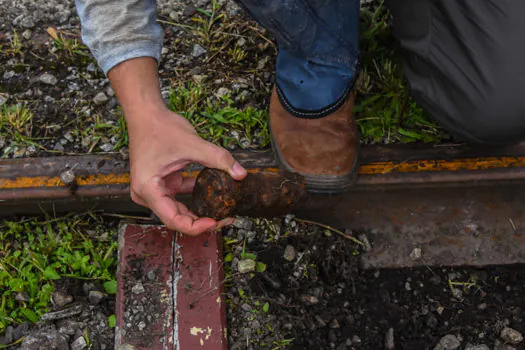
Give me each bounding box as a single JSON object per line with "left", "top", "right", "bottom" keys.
{"left": 227, "top": 47, "right": 248, "bottom": 64}
{"left": 191, "top": 0, "right": 226, "bottom": 46}
{"left": 4, "top": 30, "right": 22, "bottom": 57}
{"left": 0, "top": 214, "right": 117, "bottom": 333}
{"left": 0, "top": 104, "right": 33, "bottom": 135}
{"left": 355, "top": 1, "right": 450, "bottom": 143}
{"left": 168, "top": 83, "right": 269, "bottom": 149}
{"left": 47, "top": 27, "right": 89, "bottom": 58}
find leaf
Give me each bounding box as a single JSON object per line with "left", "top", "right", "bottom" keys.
{"left": 43, "top": 266, "right": 60, "bottom": 280}
{"left": 224, "top": 252, "right": 234, "bottom": 262}
{"left": 242, "top": 252, "right": 257, "bottom": 261}
{"left": 256, "top": 262, "right": 267, "bottom": 273}
{"left": 262, "top": 302, "right": 270, "bottom": 313}
{"left": 108, "top": 314, "right": 116, "bottom": 328}
{"left": 46, "top": 27, "right": 59, "bottom": 41}
{"left": 20, "top": 308, "right": 39, "bottom": 323}
{"left": 103, "top": 280, "right": 117, "bottom": 295}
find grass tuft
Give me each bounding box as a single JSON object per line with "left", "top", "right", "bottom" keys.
{"left": 168, "top": 83, "right": 270, "bottom": 149}
{"left": 0, "top": 214, "right": 117, "bottom": 333}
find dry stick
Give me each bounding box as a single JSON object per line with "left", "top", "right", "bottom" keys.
{"left": 101, "top": 213, "right": 155, "bottom": 221}
{"left": 188, "top": 272, "right": 243, "bottom": 307}
{"left": 294, "top": 218, "right": 365, "bottom": 247}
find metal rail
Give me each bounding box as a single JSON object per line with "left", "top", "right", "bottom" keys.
{"left": 2, "top": 144, "right": 525, "bottom": 268}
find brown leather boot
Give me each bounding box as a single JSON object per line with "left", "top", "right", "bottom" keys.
{"left": 269, "top": 87, "right": 359, "bottom": 193}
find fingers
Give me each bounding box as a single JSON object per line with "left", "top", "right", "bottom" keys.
{"left": 194, "top": 140, "right": 248, "bottom": 181}
{"left": 141, "top": 178, "right": 216, "bottom": 235}
{"left": 164, "top": 172, "right": 196, "bottom": 195}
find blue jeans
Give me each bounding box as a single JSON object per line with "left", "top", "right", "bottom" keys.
{"left": 237, "top": 0, "right": 360, "bottom": 118}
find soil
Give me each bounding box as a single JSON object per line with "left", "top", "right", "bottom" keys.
{"left": 224, "top": 217, "right": 525, "bottom": 350}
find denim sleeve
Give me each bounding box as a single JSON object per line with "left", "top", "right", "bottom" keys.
{"left": 75, "top": 0, "right": 164, "bottom": 75}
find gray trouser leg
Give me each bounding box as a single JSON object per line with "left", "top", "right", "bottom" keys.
{"left": 387, "top": 0, "right": 525, "bottom": 144}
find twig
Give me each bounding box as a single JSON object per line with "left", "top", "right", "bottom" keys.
{"left": 101, "top": 213, "right": 154, "bottom": 221}
{"left": 294, "top": 218, "right": 365, "bottom": 246}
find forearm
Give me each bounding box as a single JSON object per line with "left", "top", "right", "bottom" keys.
{"left": 108, "top": 57, "right": 166, "bottom": 128}
{"left": 75, "top": 0, "right": 163, "bottom": 74}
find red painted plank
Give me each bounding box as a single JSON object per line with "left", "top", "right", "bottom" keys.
{"left": 116, "top": 225, "right": 227, "bottom": 350}
{"left": 116, "top": 225, "right": 175, "bottom": 350}
{"left": 175, "top": 232, "right": 227, "bottom": 349}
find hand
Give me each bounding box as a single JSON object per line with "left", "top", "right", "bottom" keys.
{"left": 127, "top": 106, "right": 248, "bottom": 235}
{"left": 107, "top": 57, "right": 247, "bottom": 235}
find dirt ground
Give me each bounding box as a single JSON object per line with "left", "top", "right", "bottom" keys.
{"left": 224, "top": 217, "right": 525, "bottom": 350}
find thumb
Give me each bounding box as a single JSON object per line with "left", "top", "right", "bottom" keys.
{"left": 195, "top": 140, "right": 248, "bottom": 180}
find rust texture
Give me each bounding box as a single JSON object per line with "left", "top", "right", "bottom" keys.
{"left": 191, "top": 168, "right": 306, "bottom": 220}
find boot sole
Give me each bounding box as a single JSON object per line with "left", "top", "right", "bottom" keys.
{"left": 270, "top": 130, "right": 359, "bottom": 194}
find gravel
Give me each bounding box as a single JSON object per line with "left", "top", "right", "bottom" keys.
{"left": 500, "top": 327, "right": 523, "bottom": 345}
{"left": 39, "top": 73, "right": 58, "bottom": 86}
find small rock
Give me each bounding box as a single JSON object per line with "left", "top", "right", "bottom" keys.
{"left": 20, "top": 328, "right": 69, "bottom": 350}
{"left": 410, "top": 247, "right": 422, "bottom": 260}
{"left": 477, "top": 303, "right": 487, "bottom": 310}
{"left": 88, "top": 290, "right": 105, "bottom": 305}
{"left": 500, "top": 327, "right": 523, "bottom": 345}
{"left": 236, "top": 37, "right": 247, "bottom": 47}
{"left": 237, "top": 259, "right": 256, "bottom": 274}
{"left": 100, "top": 143, "right": 114, "bottom": 152}
{"left": 57, "top": 320, "right": 83, "bottom": 336}
{"left": 232, "top": 217, "right": 253, "bottom": 230}
{"left": 132, "top": 282, "right": 146, "bottom": 295}
{"left": 352, "top": 335, "right": 362, "bottom": 345}
{"left": 12, "top": 323, "right": 30, "bottom": 340}
{"left": 191, "top": 44, "right": 207, "bottom": 58}
{"left": 106, "top": 86, "right": 115, "bottom": 97}
{"left": 385, "top": 328, "right": 395, "bottom": 350}
{"left": 329, "top": 319, "right": 340, "bottom": 329}
{"left": 0, "top": 93, "right": 8, "bottom": 106}
{"left": 83, "top": 282, "right": 97, "bottom": 295}
{"left": 71, "top": 336, "right": 87, "bottom": 350}
{"left": 15, "top": 292, "right": 30, "bottom": 303}
{"left": 192, "top": 74, "right": 207, "bottom": 84}
{"left": 464, "top": 344, "right": 489, "bottom": 350}
{"left": 147, "top": 270, "right": 156, "bottom": 281}
{"left": 39, "top": 73, "right": 58, "bottom": 85}
{"left": 3, "top": 71, "right": 16, "bottom": 80}
{"left": 301, "top": 295, "right": 319, "bottom": 305}
{"left": 434, "top": 334, "right": 461, "bottom": 350}
{"left": 93, "top": 92, "right": 108, "bottom": 105}
{"left": 161, "top": 47, "right": 169, "bottom": 55}
{"left": 0, "top": 326, "right": 14, "bottom": 344}
{"left": 283, "top": 245, "right": 296, "bottom": 261}
{"left": 138, "top": 321, "right": 146, "bottom": 331}
{"left": 22, "top": 29, "right": 32, "bottom": 40}
{"left": 21, "top": 16, "right": 36, "bottom": 29}
{"left": 86, "top": 62, "right": 97, "bottom": 72}
{"left": 52, "top": 291, "right": 73, "bottom": 308}
{"left": 216, "top": 87, "right": 231, "bottom": 98}
{"left": 494, "top": 340, "right": 517, "bottom": 350}
{"left": 358, "top": 233, "right": 372, "bottom": 252}
{"left": 241, "top": 303, "right": 252, "bottom": 312}
{"left": 59, "top": 169, "right": 75, "bottom": 185}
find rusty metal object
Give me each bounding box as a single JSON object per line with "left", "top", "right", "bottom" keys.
{"left": 191, "top": 168, "right": 306, "bottom": 220}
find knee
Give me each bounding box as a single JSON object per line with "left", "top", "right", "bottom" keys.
{"left": 456, "top": 93, "right": 525, "bottom": 144}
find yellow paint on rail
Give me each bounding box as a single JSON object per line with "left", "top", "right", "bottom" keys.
{"left": 1, "top": 157, "right": 525, "bottom": 190}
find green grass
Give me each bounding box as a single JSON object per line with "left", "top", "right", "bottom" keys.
{"left": 168, "top": 83, "right": 270, "bottom": 149}
{"left": 0, "top": 213, "right": 118, "bottom": 334}
{"left": 355, "top": 2, "right": 450, "bottom": 143}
